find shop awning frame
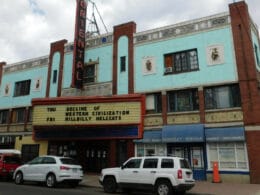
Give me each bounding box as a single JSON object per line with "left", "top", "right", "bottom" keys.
{"left": 134, "top": 129, "right": 162, "bottom": 143}
{"left": 162, "top": 124, "right": 205, "bottom": 143}
{"left": 205, "top": 126, "right": 245, "bottom": 142}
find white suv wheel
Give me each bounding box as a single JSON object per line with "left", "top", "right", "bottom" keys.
{"left": 156, "top": 180, "right": 172, "bottom": 195}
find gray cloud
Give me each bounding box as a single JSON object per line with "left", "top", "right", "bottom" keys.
{"left": 0, "top": 0, "right": 259, "bottom": 64}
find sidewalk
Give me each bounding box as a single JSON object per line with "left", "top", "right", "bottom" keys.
{"left": 81, "top": 174, "right": 260, "bottom": 195}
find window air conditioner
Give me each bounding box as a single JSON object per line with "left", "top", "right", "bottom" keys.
{"left": 164, "top": 67, "right": 173, "bottom": 73}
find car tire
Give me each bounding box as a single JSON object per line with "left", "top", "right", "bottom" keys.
{"left": 103, "top": 176, "right": 117, "bottom": 193}
{"left": 155, "top": 179, "right": 173, "bottom": 195}
{"left": 14, "top": 172, "right": 23, "bottom": 185}
{"left": 46, "top": 173, "right": 56, "bottom": 188}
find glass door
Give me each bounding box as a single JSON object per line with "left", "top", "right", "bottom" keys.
{"left": 190, "top": 146, "right": 206, "bottom": 180}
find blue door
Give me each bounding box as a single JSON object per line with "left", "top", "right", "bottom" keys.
{"left": 168, "top": 145, "right": 206, "bottom": 180}
{"left": 190, "top": 146, "right": 206, "bottom": 180}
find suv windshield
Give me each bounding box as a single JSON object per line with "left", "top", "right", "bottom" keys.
{"left": 180, "top": 159, "right": 191, "bottom": 169}
{"left": 4, "top": 155, "right": 21, "bottom": 164}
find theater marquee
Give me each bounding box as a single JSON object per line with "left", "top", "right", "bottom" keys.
{"left": 33, "top": 102, "right": 142, "bottom": 126}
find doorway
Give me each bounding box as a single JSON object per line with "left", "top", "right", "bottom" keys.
{"left": 167, "top": 144, "right": 206, "bottom": 180}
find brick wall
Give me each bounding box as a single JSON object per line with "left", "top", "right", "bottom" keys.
{"left": 230, "top": 1, "right": 260, "bottom": 183}
{"left": 112, "top": 22, "right": 136, "bottom": 95}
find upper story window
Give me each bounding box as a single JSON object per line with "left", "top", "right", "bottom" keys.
{"left": 28, "top": 107, "right": 33, "bottom": 122}
{"left": 204, "top": 84, "right": 241, "bottom": 110}
{"left": 11, "top": 108, "right": 25, "bottom": 123}
{"left": 0, "top": 110, "right": 9, "bottom": 124}
{"left": 254, "top": 44, "right": 260, "bottom": 67}
{"left": 53, "top": 70, "right": 58, "bottom": 83}
{"left": 83, "top": 60, "right": 98, "bottom": 84}
{"left": 120, "top": 56, "right": 126, "bottom": 72}
{"left": 164, "top": 49, "right": 199, "bottom": 74}
{"left": 14, "top": 80, "right": 31, "bottom": 97}
{"left": 167, "top": 89, "right": 199, "bottom": 112}
{"left": 146, "top": 93, "right": 162, "bottom": 114}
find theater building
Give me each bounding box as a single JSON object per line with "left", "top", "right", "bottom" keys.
{"left": 1, "top": 1, "right": 260, "bottom": 183}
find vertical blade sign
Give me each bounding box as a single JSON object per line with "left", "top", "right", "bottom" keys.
{"left": 72, "top": 0, "right": 87, "bottom": 89}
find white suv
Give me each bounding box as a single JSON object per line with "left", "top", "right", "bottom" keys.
{"left": 99, "top": 156, "right": 195, "bottom": 195}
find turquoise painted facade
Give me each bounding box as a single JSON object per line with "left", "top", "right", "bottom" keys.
{"left": 135, "top": 27, "right": 238, "bottom": 92}
{"left": 62, "top": 44, "right": 113, "bottom": 89}
{"left": 49, "top": 52, "right": 60, "bottom": 97}
{"left": 0, "top": 64, "right": 48, "bottom": 108}
{"left": 117, "top": 36, "right": 129, "bottom": 95}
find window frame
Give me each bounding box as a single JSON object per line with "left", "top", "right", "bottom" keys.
{"left": 14, "top": 80, "right": 31, "bottom": 97}
{"left": 204, "top": 84, "right": 241, "bottom": 110}
{"left": 83, "top": 61, "right": 98, "bottom": 84}
{"left": 164, "top": 49, "right": 199, "bottom": 74}
{"left": 11, "top": 108, "right": 25, "bottom": 123}
{"left": 0, "top": 110, "right": 9, "bottom": 124}
{"left": 207, "top": 142, "right": 248, "bottom": 171}
{"left": 167, "top": 89, "right": 199, "bottom": 112}
{"left": 120, "top": 56, "right": 126, "bottom": 72}
{"left": 146, "top": 93, "right": 162, "bottom": 114}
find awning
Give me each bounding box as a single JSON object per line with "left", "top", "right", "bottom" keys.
{"left": 162, "top": 124, "right": 204, "bottom": 143}
{"left": 205, "top": 126, "right": 245, "bottom": 142}
{"left": 134, "top": 130, "right": 162, "bottom": 143}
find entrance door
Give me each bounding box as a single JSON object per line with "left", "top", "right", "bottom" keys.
{"left": 117, "top": 141, "right": 127, "bottom": 166}
{"left": 167, "top": 145, "right": 206, "bottom": 180}
{"left": 85, "top": 143, "right": 108, "bottom": 173}
{"left": 190, "top": 146, "right": 206, "bottom": 180}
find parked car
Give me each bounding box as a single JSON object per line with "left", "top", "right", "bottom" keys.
{"left": 13, "top": 155, "right": 83, "bottom": 187}
{"left": 99, "top": 156, "right": 195, "bottom": 195}
{"left": 0, "top": 149, "right": 22, "bottom": 179}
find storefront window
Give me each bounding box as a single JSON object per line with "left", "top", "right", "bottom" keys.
{"left": 136, "top": 144, "right": 166, "bottom": 157}
{"left": 207, "top": 142, "right": 248, "bottom": 170}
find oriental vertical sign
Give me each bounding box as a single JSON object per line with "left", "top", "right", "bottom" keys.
{"left": 72, "top": 0, "right": 87, "bottom": 89}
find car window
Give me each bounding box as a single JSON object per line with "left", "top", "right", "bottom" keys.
{"left": 143, "top": 158, "right": 158, "bottom": 168}
{"left": 124, "top": 159, "right": 141, "bottom": 168}
{"left": 42, "top": 157, "right": 56, "bottom": 164}
{"left": 60, "top": 158, "right": 79, "bottom": 165}
{"left": 180, "top": 159, "right": 191, "bottom": 169}
{"left": 3, "top": 155, "right": 21, "bottom": 164}
{"left": 29, "top": 157, "right": 43, "bottom": 165}
{"left": 161, "top": 159, "right": 174, "bottom": 168}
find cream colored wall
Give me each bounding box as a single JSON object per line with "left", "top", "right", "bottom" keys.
{"left": 15, "top": 135, "right": 48, "bottom": 156}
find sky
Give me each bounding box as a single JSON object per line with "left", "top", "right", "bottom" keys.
{"left": 0, "top": 0, "right": 259, "bottom": 64}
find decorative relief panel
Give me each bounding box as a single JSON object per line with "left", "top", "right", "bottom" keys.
{"left": 167, "top": 113, "right": 200, "bottom": 124}
{"left": 205, "top": 110, "right": 243, "bottom": 123}
{"left": 142, "top": 56, "right": 156, "bottom": 75}
{"left": 9, "top": 125, "right": 25, "bottom": 132}
{"left": 207, "top": 45, "right": 224, "bottom": 65}
{"left": 135, "top": 13, "right": 229, "bottom": 45}
{"left": 4, "top": 57, "right": 48, "bottom": 73}
{"left": 0, "top": 125, "right": 8, "bottom": 132}
{"left": 144, "top": 116, "right": 163, "bottom": 126}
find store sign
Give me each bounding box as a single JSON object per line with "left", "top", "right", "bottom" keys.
{"left": 32, "top": 102, "right": 142, "bottom": 126}
{"left": 72, "top": 0, "right": 87, "bottom": 89}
